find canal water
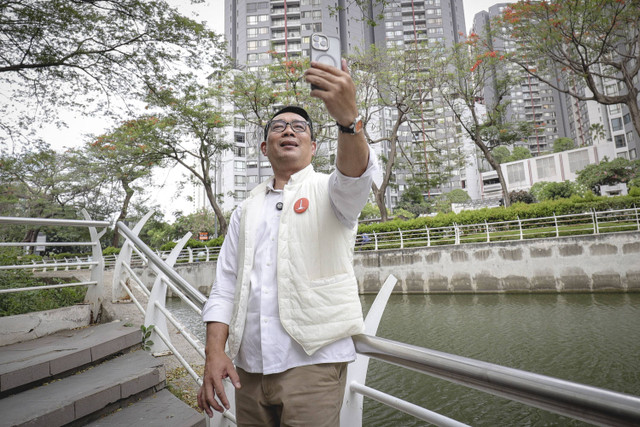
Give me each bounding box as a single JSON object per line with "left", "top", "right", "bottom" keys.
{"left": 167, "top": 292, "right": 640, "bottom": 426}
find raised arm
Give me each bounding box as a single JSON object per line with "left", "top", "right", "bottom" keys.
{"left": 305, "top": 59, "right": 369, "bottom": 178}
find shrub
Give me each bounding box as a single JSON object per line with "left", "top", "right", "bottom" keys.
{"left": 102, "top": 246, "right": 121, "bottom": 256}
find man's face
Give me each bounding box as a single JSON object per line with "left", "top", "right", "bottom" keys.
{"left": 261, "top": 112, "right": 316, "bottom": 172}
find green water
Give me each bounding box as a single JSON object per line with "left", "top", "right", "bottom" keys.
{"left": 360, "top": 293, "right": 640, "bottom": 426}
{"left": 169, "top": 293, "right": 640, "bottom": 426}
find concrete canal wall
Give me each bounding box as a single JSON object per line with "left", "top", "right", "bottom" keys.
{"left": 354, "top": 231, "right": 640, "bottom": 294}
{"left": 144, "top": 231, "right": 640, "bottom": 295}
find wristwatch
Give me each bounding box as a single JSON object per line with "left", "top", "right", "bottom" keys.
{"left": 337, "top": 115, "right": 363, "bottom": 134}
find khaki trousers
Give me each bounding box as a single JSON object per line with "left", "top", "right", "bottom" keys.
{"left": 235, "top": 363, "right": 347, "bottom": 427}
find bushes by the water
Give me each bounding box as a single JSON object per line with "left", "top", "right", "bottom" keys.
{"left": 0, "top": 248, "right": 86, "bottom": 317}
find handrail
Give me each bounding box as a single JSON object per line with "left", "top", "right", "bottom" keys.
{"left": 352, "top": 334, "right": 640, "bottom": 426}
{"left": 116, "top": 221, "right": 207, "bottom": 307}
{"left": 0, "top": 212, "right": 107, "bottom": 322}
{"left": 113, "top": 214, "right": 640, "bottom": 426}
{"left": 0, "top": 216, "right": 110, "bottom": 227}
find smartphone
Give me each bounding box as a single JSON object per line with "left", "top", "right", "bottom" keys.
{"left": 309, "top": 33, "right": 341, "bottom": 90}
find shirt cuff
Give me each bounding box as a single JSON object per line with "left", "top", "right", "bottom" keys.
{"left": 201, "top": 298, "right": 234, "bottom": 325}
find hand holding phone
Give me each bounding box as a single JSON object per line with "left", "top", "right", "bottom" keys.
{"left": 309, "top": 33, "right": 341, "bottom": 91}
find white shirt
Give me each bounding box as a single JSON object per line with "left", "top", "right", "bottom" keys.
{"left": 202, "top": 151, "right": 378, "bottom": 374}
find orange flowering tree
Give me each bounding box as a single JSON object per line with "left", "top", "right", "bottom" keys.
{"left": 145, "top": 77, "right": 232, "bottom": 236}
{"left": 349, "top": 44, "right": 465, "bottom": 219}
{"left": 429, "top": 37, "right": 531, "bottom": 207}
{"left": 497, "top": 0, "right": 640, "bottom": 136}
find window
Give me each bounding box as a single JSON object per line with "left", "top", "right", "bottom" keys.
{"left": 234, "top": 146, "right": 246, "bottom": 157}
{"left": 630, "top": 148, "right": 637, "bottom": 159}
{"left": 247, "top": 160, "right": 258, "bottom": 168}
{"left": 247, "top": 175, "right": 260, "bottom": 183}
{"left": 260, "top": 160, "right": 271, "bottom": 168}
{"left": 234, "top": 190, "right": 247, "bottom": 201}
{"left": 568, "top": 149, "right": 590, "bottom": 173}
{"left": 234, "top": 160, "right": 246, "bottom": 171}
{"left": 247, "top": 2, "right": 268, "bottom": 13}
{"left": 611, "top": 117, "right": 623, "bottom": 132}
{"left": 614, "top": 134, "right": 627, "bottom": 148}
{"left": 623, "top": 113, "right": 631, "bottom": 124}
{"left": 536, "top": 157, "right": 556, "bottom": 178}
{"left": 234, "top": 175, "right": 246, "bottom": 185}
{"left": 506, "top": 163, "right": 525, "bottom": 184}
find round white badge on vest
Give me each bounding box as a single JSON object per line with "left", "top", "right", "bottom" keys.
{"left": 294, "top": 198, "right": 309, "bottom": 214}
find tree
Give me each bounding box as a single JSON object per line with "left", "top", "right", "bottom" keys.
{"left": 491, "top": 146, "right": 511, "bottom": 164}
{"left": 0, "top": 142, "right": 107, "bottom": 244}
{"left": 430, "top": 37, "right": 532, "bottom": 207}
{"left": 498, "top": 0, "right": 640, "bottom": 137}
{"left": 576, "top": 157, "right": 640, "bottom": 192}
{"left": 530, "top": 181, "right": 585, "bottom": 201}
{"left": 553, "top": 137, "right": 576, "bottom": 153}
{"left": 70, "top": 117, "right": 166, "bottom": 247}
{"left": 350, "top": 45, "right": 464, "bottom": 220}
{"left": 0, "top": 0, "right": 224, "bottom": 143}
{"left": 144, "top": 76, "right": 232, "bottom": 236}
{"left": 230, "top": 55, "right": 334, "bottom": 172}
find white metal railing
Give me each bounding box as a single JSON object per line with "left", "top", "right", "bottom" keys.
{"left": 100, "top": 207, "right": 640, "bottom": 270}
{"left": 113, "top": 217, "right": 640, "bottom": 427}
{"left": 354, "top": 206, "right": 640, "bottom": 251}
{"left": 0, "top": 211, "right": 109, "bottom": 322}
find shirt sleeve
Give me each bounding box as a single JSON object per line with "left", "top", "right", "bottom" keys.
{"left": 329, "top": 146, "right": 380, "bottom": 229}
{"left": 201, "top": 205, "right": 242, "bottom": 324}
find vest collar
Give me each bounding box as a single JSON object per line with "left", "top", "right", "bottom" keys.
{"left": 251, "top": 163, "right": 315, "bottom": 196}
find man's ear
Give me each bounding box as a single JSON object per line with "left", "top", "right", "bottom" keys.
{"left": 260, "top": 141, "right": 267, "bottom": 156}
{"left": 311, "top": 141, "right": 317, "bottom": 157}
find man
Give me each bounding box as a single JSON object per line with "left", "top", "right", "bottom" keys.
{"left": 197, "top": 59, "right": 376, "bottom": 426}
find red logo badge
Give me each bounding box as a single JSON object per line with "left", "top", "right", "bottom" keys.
{"left": 293, "top": 198, "right": 309, "bottom": 214}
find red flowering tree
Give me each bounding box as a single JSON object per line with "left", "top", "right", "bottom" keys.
{"left": 497, "top": 0, "right": 640, "bottom": 136}
{"left": 429, "top": 37, "right": 531, "bottom": 207}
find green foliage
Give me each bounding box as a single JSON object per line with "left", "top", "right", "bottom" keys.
{"left": 392, "top": 208, "right": 416, "bottom": 220}
{"left": 102, "top": 247, "right": 121, "bottom": 256}
{"left": 530, "top": 181, "right": 587, "bottom": 201}
{"left": 576, "top": 157, "right": 640, "bottom": 192}
{"left": 629, "top": 187, "right": 640, "bottom": 197}
{"left": 1, "top": 0, "right": 224, "bottom": 139}
{"left": 140, "top": 324, "right": 155, "bottom": 351}
{"left": 0, "top": 249, "right": 86, "bottom": 316}
{"left": 509, "top": 190, "right": 536, "bottom": 204}
{"left": 491, "top": 146, "right": 511, "bottom": 164}
{"left": 359, "top": 203, "right": 381, "bottom": 221}
{"left": 357, "top": 193, "right": 640, "bottom": 235}
{"left": 553, "top": 137, "right": 575, "bottom": 153}
{"left": 500, "top": 0, "right": 640, "bottom": 136}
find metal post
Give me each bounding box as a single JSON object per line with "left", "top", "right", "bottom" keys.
{"left": 485, "top": 220, "right": 490, "bottom": 243}
{"left": 517, "top": 216, "right": 523, "bottom": 240}
{"left": 593, "top": 209, "right": 600, "bottom": 234}
{"left": 373, "top": 231, "right": 378, "bottom": 251}
{"left": 554, "top": 213, "right": 559, "bottom": 237}
{"left": 426, "top": 226, "right": 431, "bottom": 247}
{"left": 454, "top": 223, "right": 460, "bottom": 245}
{"left": 398, "top": 228, "right": 404, "bottom": 249}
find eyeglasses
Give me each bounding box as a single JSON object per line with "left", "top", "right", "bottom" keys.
{"left": 268, "top": 119, "right": 310, "bottom": 134}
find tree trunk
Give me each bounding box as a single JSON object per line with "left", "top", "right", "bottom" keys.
{"left": 112, "top": 181, "right": 135, "bottom": 247}
{"left": 372, "top": 183, "right": 389, "bottom": 222}
{"left": 475, "top": 139, "right": 511, "bottom": 207}
{"left": 204, "top": 183, "right": 228, "bottom": 237}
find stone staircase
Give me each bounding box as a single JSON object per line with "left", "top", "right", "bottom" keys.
{"left": 0, "top": 321, "right": 205, "bottom": 427}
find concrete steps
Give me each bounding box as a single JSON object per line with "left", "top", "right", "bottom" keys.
{"left": 0, "top": 321, "right": 205, "bottom": 426}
